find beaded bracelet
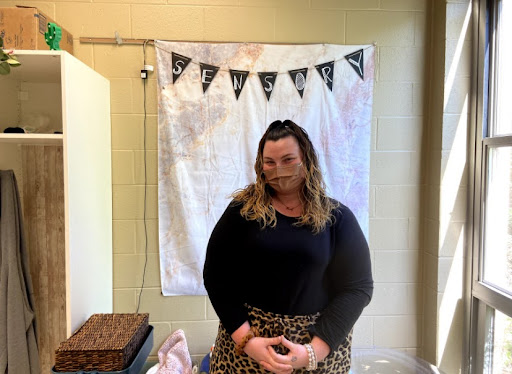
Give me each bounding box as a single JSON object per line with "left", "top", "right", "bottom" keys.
{"left": 235, "top": 326, "right": 259, "bottom": 355}
{"left": 304, "top": 343, "right": 318, "bottom": 371}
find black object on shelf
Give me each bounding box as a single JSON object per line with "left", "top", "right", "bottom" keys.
{"left": 4, "top": 127, "right": 25, "bottom": 133}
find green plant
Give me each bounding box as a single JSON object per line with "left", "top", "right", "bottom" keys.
{"left": 0, "top": 36, "right": 21, "bottom": 75}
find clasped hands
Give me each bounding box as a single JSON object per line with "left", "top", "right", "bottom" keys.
{"left": 244, "top": 335, "right": 309, "bottom": 374}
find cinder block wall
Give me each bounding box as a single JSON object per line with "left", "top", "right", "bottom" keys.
{"left": 4, "top": 0, "right": 469, "bottom": 371}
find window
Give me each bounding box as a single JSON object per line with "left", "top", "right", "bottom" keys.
{"left": 469, "top": 0, "right": 512, "bottom": 372}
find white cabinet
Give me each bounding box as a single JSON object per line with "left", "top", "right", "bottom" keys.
{"left": 0, "top": 50, "right": 112, "bottom": 371}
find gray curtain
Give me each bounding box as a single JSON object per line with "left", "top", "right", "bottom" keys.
{"left": 0, "top": 170, "right": 40, "bottom": 374}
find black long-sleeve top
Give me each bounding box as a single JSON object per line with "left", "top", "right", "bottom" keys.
{"left": 203, "top": 200, "right": 373, "bottom": 351}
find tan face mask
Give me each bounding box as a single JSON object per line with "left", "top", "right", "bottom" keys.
{"left": 263, "top": 163, "right": 304, "bottom": 193}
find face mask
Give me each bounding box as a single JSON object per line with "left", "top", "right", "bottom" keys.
{"left": 263, "top": 163, "right": 304, "bottom": 193}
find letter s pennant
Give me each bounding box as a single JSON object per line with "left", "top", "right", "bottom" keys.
{"left": 171, "top": 52, "right": 192, "bottom": 83}
{"left": 258, "top": 72, "right": 278, "bottom": 101}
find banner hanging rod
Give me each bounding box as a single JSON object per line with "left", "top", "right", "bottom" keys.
{"left": 80, "top": 37, "right": 154, "bottom": 45}
{"left": 79, "top": 37, "right": 341, "bottom": 46}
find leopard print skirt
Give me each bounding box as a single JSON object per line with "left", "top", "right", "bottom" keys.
{"left": 209, "top": 305, "right": 352, "bottom": 374}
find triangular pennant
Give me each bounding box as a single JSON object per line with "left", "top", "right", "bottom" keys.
{"left": 199, "top": 63, "right": 220, "bottom": 94}
{"left": 345, "top": 49, "right": 364, "bottom": 80}
{"left": 229, "top": 69, "right": 249, "bottom": 100}
{"left": 258, "top": 72, "right": 278, "bottom": 101}
{"left": 171, "top": 52, "right": 192, "bottom": 83}
{"left": 315, "top": 61, "right": 335, "bottom": 91}
{"left": 288, "top": 68, "right": 308, "bottom": 98}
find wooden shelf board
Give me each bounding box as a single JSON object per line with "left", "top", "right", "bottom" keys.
{"left": 0, "top": 133, "right": 63, "bottom": 145}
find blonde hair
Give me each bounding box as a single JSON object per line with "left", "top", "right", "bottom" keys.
{"left": 231, "top": 120, "right": 338, "bottom": 234}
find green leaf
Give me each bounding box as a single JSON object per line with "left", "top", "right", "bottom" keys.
{"left": 6, "top": 58, "right": 21, "bottom": 66}
{"left": 0, "top": 37, "right": 3, "bottom": 48}
{"left": 0, "top": 53, "right": 9, "bottom": 62}
{"left": 0, "top": 61, "right": 10, "bottom": 75}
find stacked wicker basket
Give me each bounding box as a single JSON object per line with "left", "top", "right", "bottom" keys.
{"left": 54, "top": 313, "right": 150, "bottom": 372}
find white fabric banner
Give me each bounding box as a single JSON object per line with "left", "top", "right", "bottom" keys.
{"left": 156, "top": 41, "right": 374, "bottom": 296}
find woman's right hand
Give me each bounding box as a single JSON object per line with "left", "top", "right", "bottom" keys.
{"left": 244, "top": 336, "right": 293, "bottom": 374}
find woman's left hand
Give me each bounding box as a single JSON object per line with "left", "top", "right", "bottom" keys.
{"left": 264, "top": 335, "right": 309, "bottom": 370}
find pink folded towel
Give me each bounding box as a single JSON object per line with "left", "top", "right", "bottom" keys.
{"left": 157, "top": 329, "right": 193, "bottom": 374}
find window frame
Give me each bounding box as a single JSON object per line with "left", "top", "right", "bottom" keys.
{"left": 467, "top": 0, "right": 512, "bottom": 372}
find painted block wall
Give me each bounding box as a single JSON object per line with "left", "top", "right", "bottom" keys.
{"left": 2, "top": 0, "right": 470, "bottom": 371}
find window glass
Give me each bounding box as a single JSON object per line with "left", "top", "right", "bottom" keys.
{"left": 482, "top": 146, "right": 512, "bottom": 292}
{"left": 494, "top": 0, "right": 512, "bottom": 136}
{"left": 484, "top": 306, "right": 512, "bottom": 373}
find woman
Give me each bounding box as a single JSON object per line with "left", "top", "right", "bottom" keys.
{"left": 203, "top": 119, "right": 373, "bottom": 374}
